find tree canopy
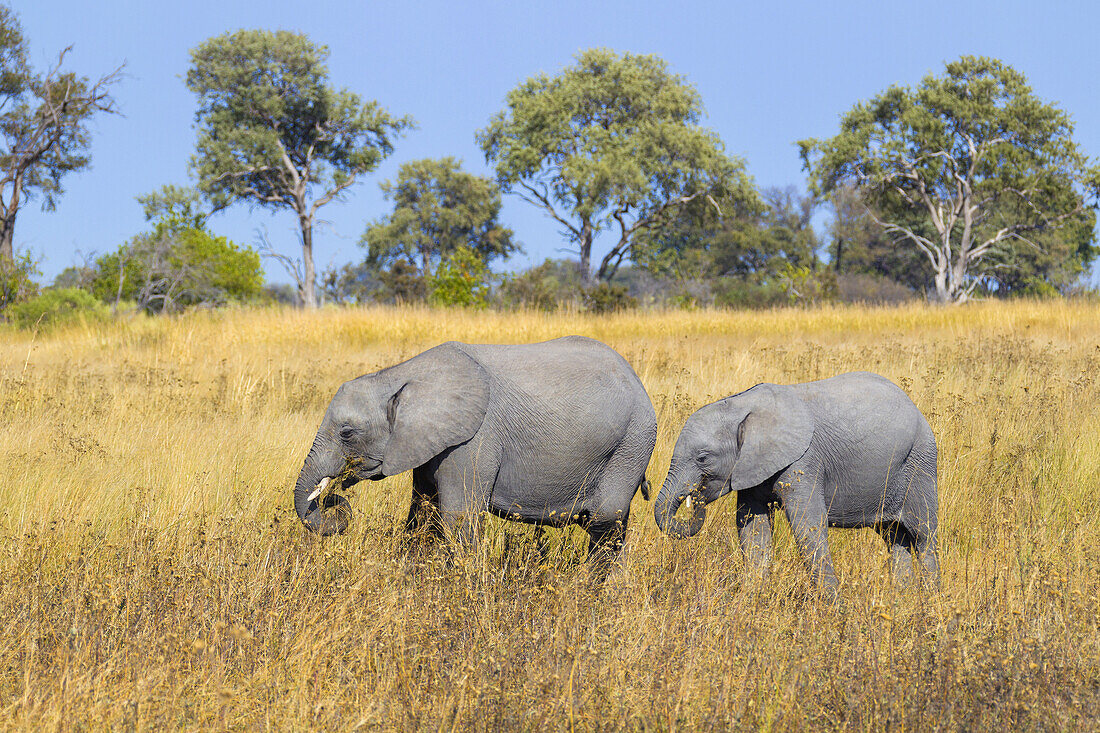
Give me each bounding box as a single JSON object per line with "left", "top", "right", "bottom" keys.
{"left": 477, "top": 47, "right": 757, "bottom": 282}
{"left": 186, "top": 29, "right": 413, "bottom": 307}
{"left": 363, "top": 157, "right": 518, "bottom": 278}
{"left": 0, "top": 4, "right": 121, "bottom": 261}
{"left": 801, "top": 56, "right": 1100, "bottom": 303}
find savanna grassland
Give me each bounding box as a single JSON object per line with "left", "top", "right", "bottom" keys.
{"left": 1, "top": 302, "right": 1099, "bottom": 731}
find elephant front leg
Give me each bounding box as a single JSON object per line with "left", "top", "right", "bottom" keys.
{"left": 736, "top": 492, "right": 774, "bottom": 578}
{"left": 404, "top": 467, "right": 442, "bottom": 559}
{"left": 779, "top": 484, "right": 838, "bottom": 591}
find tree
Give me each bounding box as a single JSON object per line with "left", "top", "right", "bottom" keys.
{"left": 89, "top": 188, "right": 264, "bottom": 313}
{"left": 477, "top": 48, "right": 757, "bottom": 283}
{"left": 633, "top": 186, "right": 820, "bottom": 282}
{"left": 363, "top": 157, "right": 518, "bottom": 278}
{"left": 427, "top": 245, "right": 491, "bottom": 308}
{"left": 800, "top": 56, "right": 1100, "bottom": 303}
{"left": 825, "top": 185, "right": 928, "bottom": 289}
{"left": 186, "top": 30, "right": 413, "bottom": 308}
{"left": 0, "top": 5, "right": 121, "bottom": 262}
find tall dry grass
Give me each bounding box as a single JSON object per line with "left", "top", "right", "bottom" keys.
{"left": 1, "top": 301, "right": 1098, "bottom": 730}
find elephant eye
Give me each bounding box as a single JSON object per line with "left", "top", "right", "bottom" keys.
{"left": 338, "top": 426, "right": 357, "bottom": 442}
{"left": 695, "top": 450, "right": 711, "bottom": 465}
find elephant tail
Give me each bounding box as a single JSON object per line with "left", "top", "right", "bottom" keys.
{"left": 638, "top": 476, "right": 650, "bottom": 501}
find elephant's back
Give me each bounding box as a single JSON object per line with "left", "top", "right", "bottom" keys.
{"left": 457, "top": 337, "right": 652, "bottom": 409}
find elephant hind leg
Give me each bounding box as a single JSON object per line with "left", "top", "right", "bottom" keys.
{"left": 585, "top": 519, "right": 628, "bottom": 587}
{"left": 899, "top": 448, "right": 939, "bottom": 589}
{"left": 876, "top": 522, "right": 916, "bottom": 586}
{"left": 910, "top": 525, "right": 939, "bottom": 589}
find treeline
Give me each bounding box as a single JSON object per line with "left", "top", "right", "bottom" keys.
{"left": 1, "top": 8, "right": 1098, "bottom": 325}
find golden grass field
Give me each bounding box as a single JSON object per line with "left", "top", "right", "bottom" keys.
{"left": 1, "top": 301, "right": 1099, "bottom": 730}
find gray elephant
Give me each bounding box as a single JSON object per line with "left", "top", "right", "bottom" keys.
{"left": 295, "top": 336, "right": 657, "bottom": 580}
{"left": 654, "top": 372, "right": 938, "bottom": 588}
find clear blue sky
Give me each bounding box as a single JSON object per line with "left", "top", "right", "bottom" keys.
{"left": 12, "top": 0, "right": 1100, "bottom": 285}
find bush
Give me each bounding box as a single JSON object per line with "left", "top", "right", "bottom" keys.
{"left": 90, "top": 228, "right": 264, "bottom": 313}
{"left": 6, "top": 288, "right": 107, "bottom": 329}
{"left": 712, "top": 277, "right": 789, "bottom": 309}
{"left": 584, "top": 282, "right": 637, "bottom": 313}
{"left": 836, "top": 272, "right": 916, "bottom": 305}
{"left": 428, "top": 247, "right": 490, "bottom": 308}
{"left": 0, "top": 251, "right": 40, "bottom": 311}
{"left": 498, "top": 259, "right": 585, "bottom": 311}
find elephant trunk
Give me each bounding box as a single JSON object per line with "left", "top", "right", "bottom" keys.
{"left": 294, "top": 439, "right": 351, "bottom": 536}
{"left": 654, "top": 464, "right": 706, "bottom": 539}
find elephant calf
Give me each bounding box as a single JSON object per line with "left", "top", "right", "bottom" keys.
{"left": 655, "top": 372, "right": 938, "bottom": 588}
{"left": 295, "top": 336, "right": 657, "bottom": 582}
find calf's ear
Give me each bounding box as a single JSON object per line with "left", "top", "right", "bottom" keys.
{"left": 381, "top": 343, "right": 490, "bottom": 476}
{"left": 725, "top": 384, "right": 813, "bottom": 491}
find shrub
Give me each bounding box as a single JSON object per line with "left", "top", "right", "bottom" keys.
{"left": 428, "top": 246, "right": 490, "bottom": 308}
{"left": 6, "top": 288, "right": 107, "bottom": 329}
{"left": 712, "top": 277, "right": 789, "bottom": 309}
{"left": 836, "top": 272, "right": 916, "bottom": 305}
{"left": 0, "top": 251, "right": 40, "bottom": 311}
{"left": 90, "top": 228, "right": 264, "bottom": 313}
{"left": 498, "top": 259, "right": 585, "bottom": 311}
{"left": 584, "top": 282, "right": 637, "bottom": 313}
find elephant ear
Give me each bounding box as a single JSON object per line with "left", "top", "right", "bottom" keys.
{"left": 725, "top": 384, "right": 814, "bottom": 491}
{"left": 381, "top": 343, "right": 490, "bottom": 477}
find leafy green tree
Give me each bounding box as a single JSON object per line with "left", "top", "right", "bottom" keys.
{"left": 800, "top": 56, "right": 1100, "bottom": 303}
{"left": 90, "top": 228, "right": 264, "bottom": 313}
{"left": 90, "top": 189, "right": 264, "bottom": 313}
{"left": 825, "top": 185, "right": 918, "bottom": 285}
{"left": 427, "top": 246, "right": 490, "bottom": 308}
{"left": 186, "top": 30, "right": 413, "bottom": 308}
{"left": 633, "top": 187, "right": 820, "bottom": 282}
{"left": 0, "top": 5, "right": 121, "bottom": 261}
{"left": 363, "top": 157, "right": 518, "bottom": 278}
{"left": 477, "top": 48, "right": 757, "bottom": 282}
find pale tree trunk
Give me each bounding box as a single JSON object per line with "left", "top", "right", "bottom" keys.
{"left": 298, "top": 213, "right": 317, "bottom": 309}
{"left": 578, "top": 219, "right": 594, "bottom": 284}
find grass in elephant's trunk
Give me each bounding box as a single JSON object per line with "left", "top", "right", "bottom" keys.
{"left": 0, "top": 301, "right": 1098, "bottom": 729}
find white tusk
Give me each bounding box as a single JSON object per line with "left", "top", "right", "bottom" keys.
{"left": 684, "top": 496, "right": 694, "bottom": 513}
{"left": 307, "top": 476, "right": 332, "bottom": 503}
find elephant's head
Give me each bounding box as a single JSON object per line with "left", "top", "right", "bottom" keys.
{"left": 294, "top": 343, "right": 490, "bottom": 535}
{"left": 655, "top": 384, "right": 813, "bottom": 538}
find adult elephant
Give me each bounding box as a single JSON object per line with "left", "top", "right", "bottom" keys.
{"left": 654, "top": 372, "right": 938, "bottom": 589}
{"left": 295, "top": 336, "right": 657, "bottom": 581}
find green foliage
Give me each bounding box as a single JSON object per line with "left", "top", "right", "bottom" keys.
{"left": 136, "top": 185, "right": 208, "bottom": 233}
{"left": 776, "top": 264, "right": 838, "bottom": 306}
{"left": 187, "top": 30, "right": 414, "bottom": 211}
{"left": 364, "top": 157, "right": 518, "bottom": 278}
{"left": 498, "top": 259, "right": 585, "bottom": 311}
{"left": 801, "top": 56, "right": 1100, "bottom": 302}
{"left": 633, "top": 187, "right": 821, "bottom": 284}
{"left": 478, "top": 48, "right": 757, "bottom": 281}
{"left": 0, "top": 248, "right": 38, "bottom": 310}
{"left": 186, "top": 29, "right": 413, "bottom": 307}
{"left": 6, "top": 287, "right": 105, "bottom": 329}
{"left": 711, "top": 278, "right": 790, "bottom": 310}
{"left": 583, "top": 282, "right": 637, "bottom": 313}
{"left": 427, "top": 247, "right": 490, "bottom": 308}
{"left": 90, "top": 228, "right": 264, "bottom": 313}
